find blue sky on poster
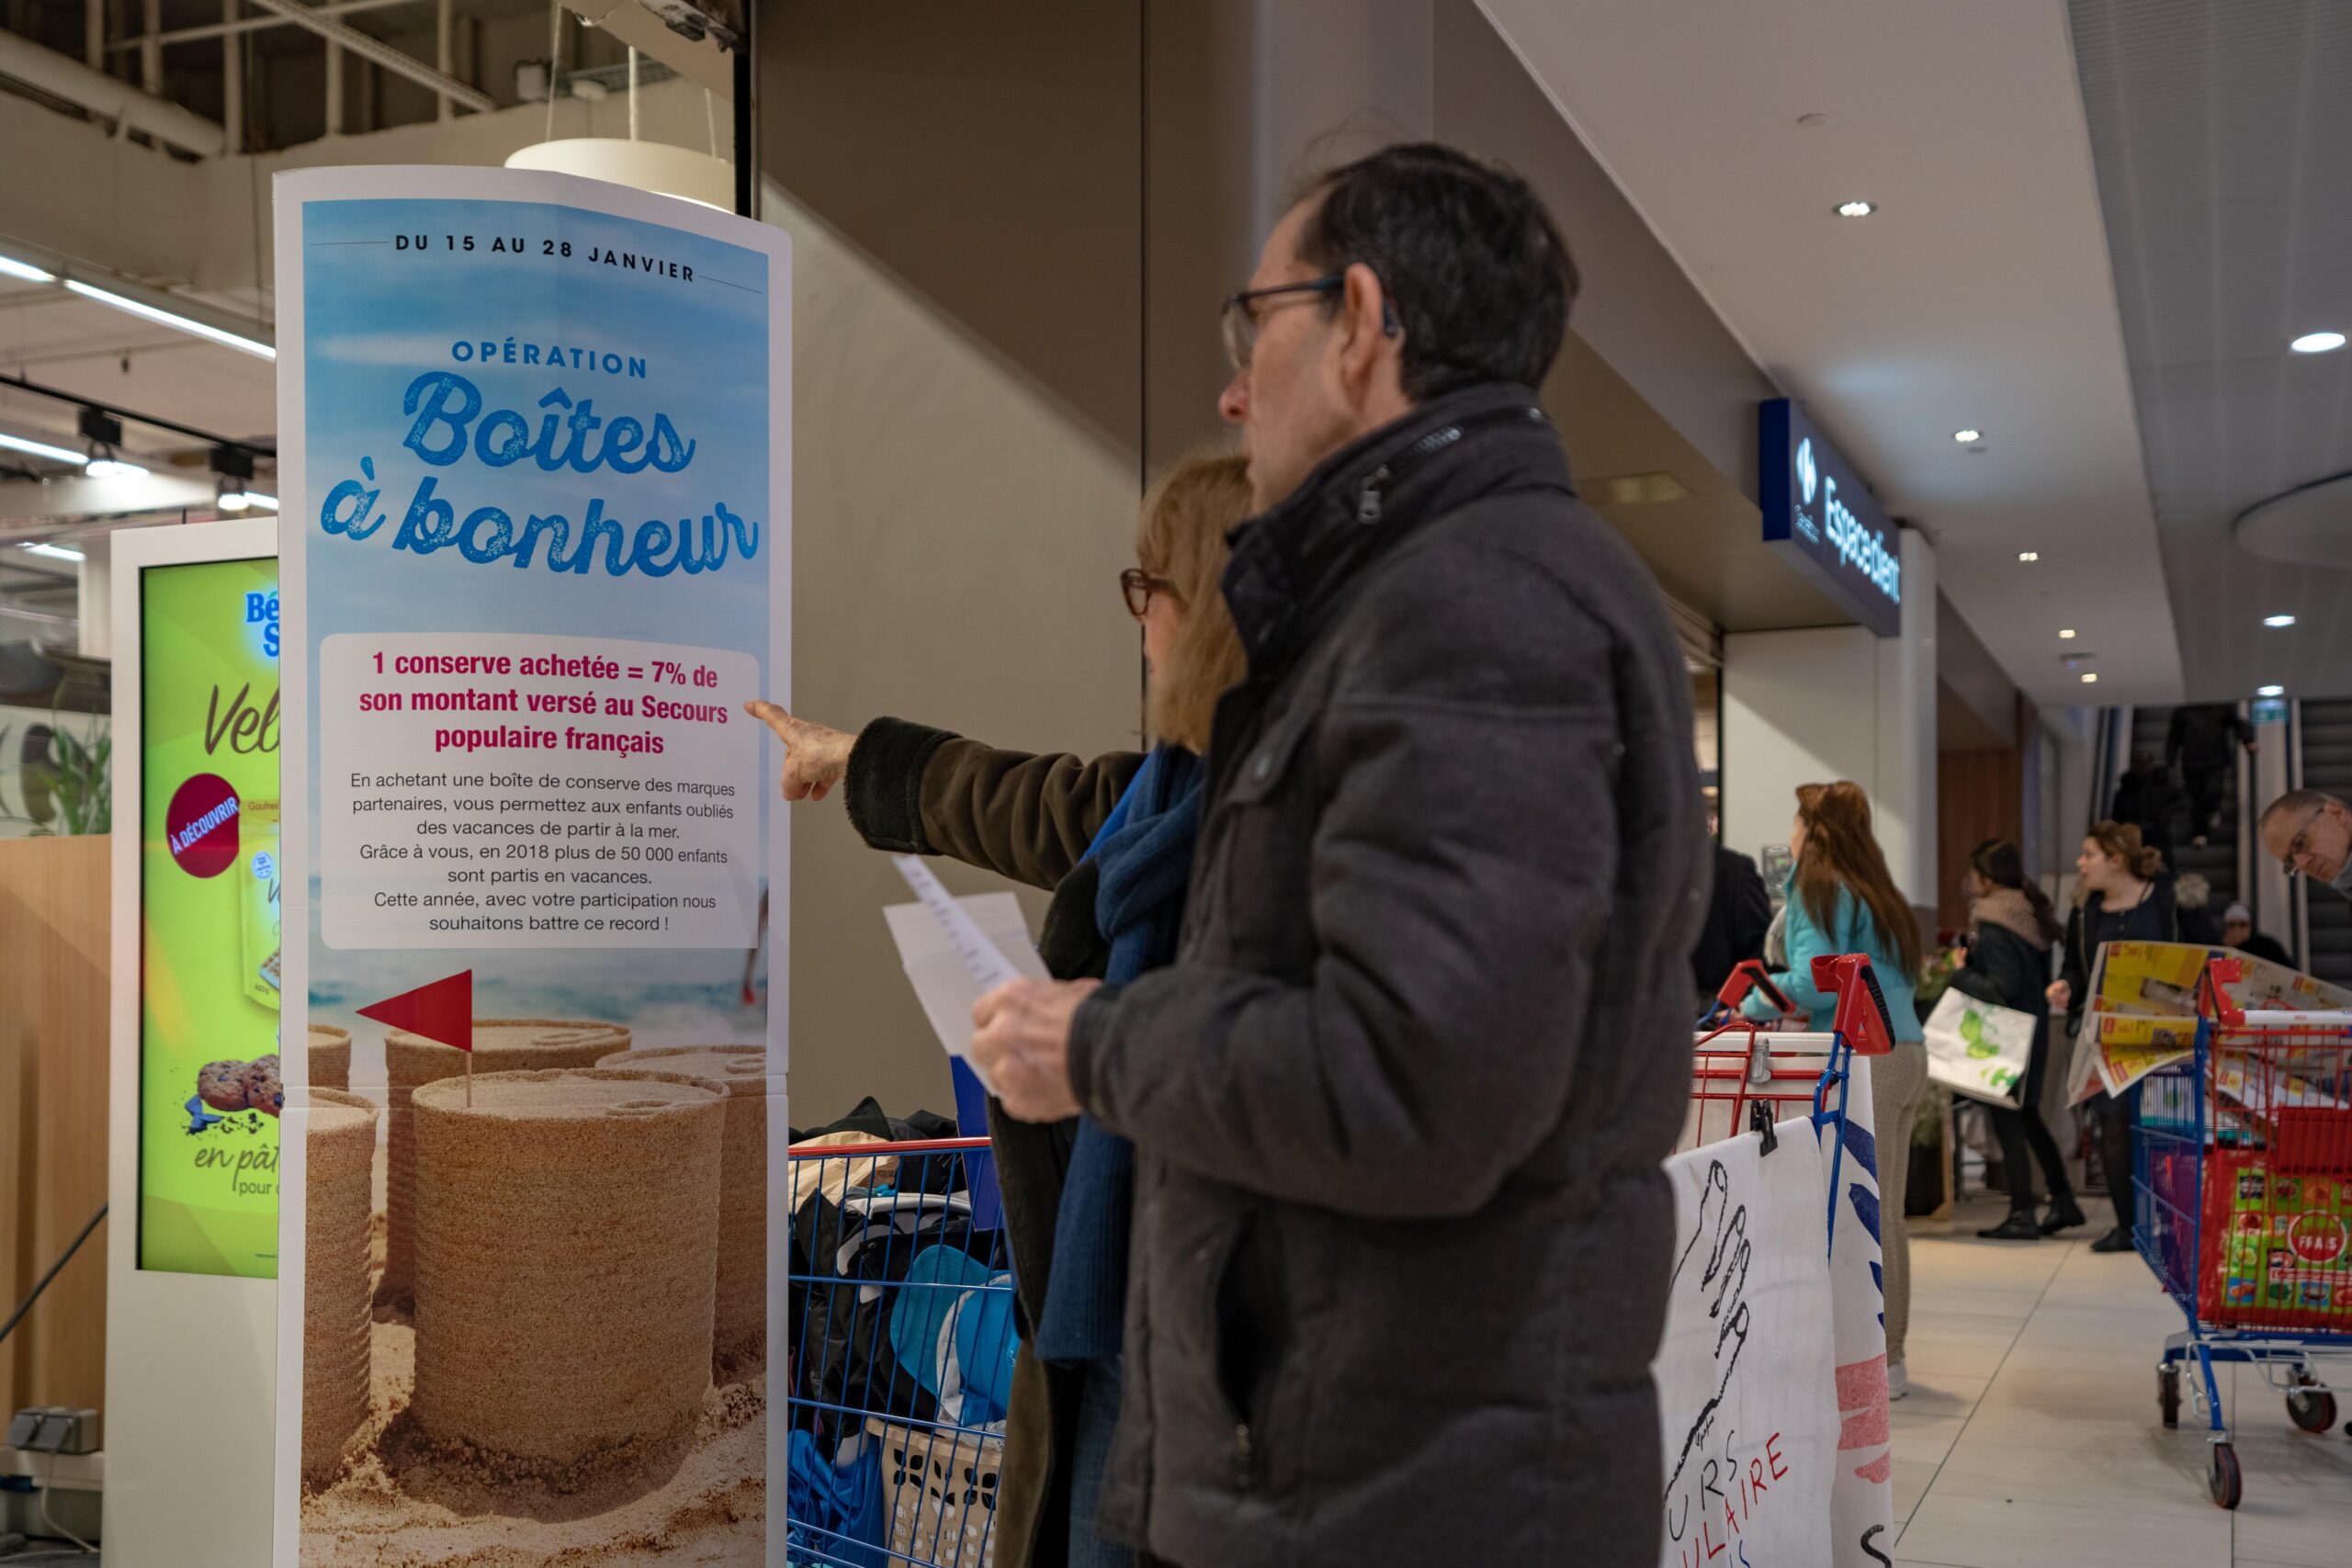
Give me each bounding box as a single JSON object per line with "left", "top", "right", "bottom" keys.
{"left": 300, "top": 196, "right": 771, "bottom": 651}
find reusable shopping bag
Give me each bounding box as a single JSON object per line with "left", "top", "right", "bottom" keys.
{"left": 1922, "top": 987, "right": 2035, "bottom": 1105}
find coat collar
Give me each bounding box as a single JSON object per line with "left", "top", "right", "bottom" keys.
{"left": 1220, "top": 381, "right": 1569, "bottom": 675}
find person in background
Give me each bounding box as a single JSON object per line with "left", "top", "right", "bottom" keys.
{"left": 2176, "top": 873, "right": 2222, "bottom": 947}
{"left": 2110, "top": 750, "right": 2184, "bottom": 871}
{"left": 2166, "top": 703, "right": 2256, "bottom": 848}
{"left": 1691, "top": 812, "right": 1771, "bottom": 1006}
{"left": 2258, "top": 788, "right": 2352, "bottom": 898}
{"left": 967, "top": 142, "right": 1707, "bottom": 1567}
{"left": 1741, "top": 781, "right": 1925, "bottom": 1395}
{"left": 1948, "top": 839, "right": 2084, "bottom": 1242}
{"left": 2049, "top": 821, "right": 2177, "bottom": 1254}
{"left": 2222, "top": 902, "right": 2292, "bottom": 966}
{"left": 745, "top": 450, "right": 1252, "bottom": 1568}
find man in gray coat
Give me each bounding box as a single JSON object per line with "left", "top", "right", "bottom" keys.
{"left": 971, "top": 142, "right": 1709, "bottom": 1566}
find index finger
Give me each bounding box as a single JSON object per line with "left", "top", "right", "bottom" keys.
{"left": 743, "top": 698, "right": 793, "bottom": 739}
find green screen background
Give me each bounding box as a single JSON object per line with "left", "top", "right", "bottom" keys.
{"left": 140, "top": 557, "right": 282, "bottom": 1277}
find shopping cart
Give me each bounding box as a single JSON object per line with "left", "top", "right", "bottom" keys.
{"left": 2133, "top": 956, "right": 2352, "bottom": 1508}
{"left": 786, "top": 1137, "right": 1014, "bottom": 1568}
{"left": 1689, "top": 954, "right": 1896, "bottom": 1251}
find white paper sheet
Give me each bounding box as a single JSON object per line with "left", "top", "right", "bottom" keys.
{"left": 882, "top": 864, "right": 1049, "bottom": 1096}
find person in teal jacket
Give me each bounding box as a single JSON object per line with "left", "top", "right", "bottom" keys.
{"left": 1743, "top": 873, "right": 1925, "bottom": 1037}
{"left": 1740, "top": 781, "right": 1927, "bottom": 1399}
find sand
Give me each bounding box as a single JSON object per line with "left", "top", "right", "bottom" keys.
{"left": 409, "top": 1068, "right": 726, "bottom": 1471}
{"left": 304, "top": 1089, "right": 379, "bottom": 1484}
{"left": 311, "top": 1024, "right": 354, "bottom": 1092}
{"left": 303, "top": 1065, "right": 763, "bottom": 1567}
{"left": 380, "top": 1020, "right": 632, "bottom": 1306}
{"left": 603, "top": 1046, "right": 767, "bottom": 1375}
{"left": 300, "top": 1318, "right": 763, "bottom": 1567}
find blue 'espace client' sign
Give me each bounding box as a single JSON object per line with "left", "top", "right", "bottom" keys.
{"left": 1759, "top": 399, "right": 1901, "bottom": 637}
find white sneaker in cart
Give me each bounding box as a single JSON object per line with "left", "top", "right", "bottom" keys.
{"left": 1887, "top": 1361, "right": 1909, "bottom": 1401}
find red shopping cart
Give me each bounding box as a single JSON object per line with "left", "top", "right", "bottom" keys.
{"left": 2133, "top": 957, "right": 2352, "bottom": 1508}
{"left": 1689, "top": 953, "right": 1894, "bottom": 1252}
{"left": 786, "top": 1137, "right": 1013, "bottom": 1568}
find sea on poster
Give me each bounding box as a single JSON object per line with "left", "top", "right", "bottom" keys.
{"left": 269, "top": 164, "right": 789, "bottom": 1567}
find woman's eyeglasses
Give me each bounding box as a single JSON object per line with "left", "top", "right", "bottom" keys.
{"left": 1121, "top": 569, "right": 1181, "bottom": 619}
{"left": 1219, "top": 276, "right": 1344, "bottom": 370}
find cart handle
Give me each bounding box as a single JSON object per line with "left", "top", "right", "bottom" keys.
{"left": 1712, "top": 958, "right": 1794, "bottom": 1020}
{"left": 1812, "top": 953, "right": 1894, "bottom": 1056}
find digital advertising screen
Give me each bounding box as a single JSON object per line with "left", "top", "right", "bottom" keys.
{"left": 139, "top": 555, "right": 282, "bottom": 1277}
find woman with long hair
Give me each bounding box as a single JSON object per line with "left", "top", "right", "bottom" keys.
{"left": 2049, "top": 820, "right": 2177, "bottom": 1255}
{"left": 746, "top": 449, "right": 1250, "bottom": 1568}
{"left": 1951, "top": 839, "right": 2083, "bottom": 1241}
{"left": 1743, "top": 781, "right": 1927, "bottom": 1395}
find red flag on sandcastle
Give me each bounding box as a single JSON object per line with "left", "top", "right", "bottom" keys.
{"left": 357, "top": 970, "right": 474, "bottom": 1052}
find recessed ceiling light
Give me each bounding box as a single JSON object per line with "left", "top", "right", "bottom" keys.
{"left": 2290, "top": 331, "right": 2346, "bottom": 355}
{"left": 2264, "top": 614, "right": 2297, "bottom": 627}
{"left": 2257, "top": 684, "right": 2285, "bottom": 697}
{"left": 1953, "top": 428, "right": 1982, "bottom": 444}
{"left": 2081, "top": 672, "right": 2098, "bottom": 683}
{"left": 2059, "top": 628, "right": 2077, "bottom": 638}
{"left": 2018, "top": 551, "right": 2040, "bottom": 562}
{"left": 18, "top": 541, "right": 85, "bottom": 562}
{"left": 1835, "top": 199, "right": 1875, "bottom": 218}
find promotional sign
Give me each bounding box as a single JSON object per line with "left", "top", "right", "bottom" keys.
{"left": 271, "top": 166, "right": 787, "bottom": 1567}
{"left": 1759, "top": 399, "right": 1903, "bottom": 637}
{"left": 1653, "top": 1120, "right": 1838, "bottom": 1568}
{"left": 138, "top": 557, "right": 284, "bottom": 1277}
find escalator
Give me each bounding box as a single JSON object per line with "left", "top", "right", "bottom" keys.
{"left": 2295, "top": 699, "right": 2352, "bottom": 986}
{"left": 2125, "top": 706, "right": 2241, "bottom": 916}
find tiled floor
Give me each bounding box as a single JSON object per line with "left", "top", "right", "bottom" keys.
{"left": 1892, "top": 1195, "right": 2352, "bottom": 1567}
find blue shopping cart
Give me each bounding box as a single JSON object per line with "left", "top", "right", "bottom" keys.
{"left": 2132, "top": 956, "right": 2352, "bottom": 1508}
{"left": 786, "top": 1137, "right": 1014, "bottom": 1568}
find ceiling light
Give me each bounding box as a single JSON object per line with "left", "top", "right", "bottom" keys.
{"left": 2081, "top": 672, "right": 2098, "bottom": 683}
{"left": 2018, "top": 551, "right": 2040, "bottom": 562}
{"left": 0, "top": 430, "right": 87, "bottom": 465}
{"left": 1835, "top": 200, "right": 1875, "bottom": 218}
{"left": 2264, "top": 614, "right": 2297, "bottom": 627}
{"left": 18, "top": 542, "right": 85, "bottom": 562}
{"left": 218, "top": 491, "right": 250, "bottom": 513}
{"left": 0, "top": 253, "right": 57, "bottom": 285}
{"left": 2059, "top": 628, "right": 2077, "bottom": 638}
{"left": 2290, "top": 331, "right": 2346, "bottom": 355}
{"left": 62, "top": 279, "right": 276, "bottom": 361}
{"left": 85, "top": 457, "right": 147, "bottom": 479}
{"left": 1953, "top": 428, "right": 1982, "bottom": 444}
{"left": 2257, "top": 685, "right": 2284, "bottom": 697}
{"left": 227, "top": 491, "right": 277, "bottom": 511}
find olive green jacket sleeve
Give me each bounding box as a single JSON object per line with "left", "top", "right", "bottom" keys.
{"left": 842, "top": 716, "right": 1146, "bottom": 893}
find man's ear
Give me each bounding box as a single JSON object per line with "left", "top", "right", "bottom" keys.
{"left": 1337, "top": 261, "right": 1402, "bottom": 392}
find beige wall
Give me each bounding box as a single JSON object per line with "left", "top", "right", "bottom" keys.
{"left": 759, "top": 1, "right": 1148, "bottom": 1125}
{"left": 767, "top": 183, "right": 1142, "bottom": 1124}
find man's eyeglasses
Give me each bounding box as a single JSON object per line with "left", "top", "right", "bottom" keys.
{"left": 1121, "top": 568, "right": 1181, "bottom": 619}
{"left": 2278, "top": 804, "right": 2326, "bottom": 876}
{"left": 1220, "top": 276, "right": 1344, "bottom": 370}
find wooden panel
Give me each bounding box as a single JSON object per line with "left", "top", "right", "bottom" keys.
{"left": 0, "top": 833, "right": 110, "bottom": 1416}
{"left": 1938, "top": 750, "right": 2024, "bottom": 933}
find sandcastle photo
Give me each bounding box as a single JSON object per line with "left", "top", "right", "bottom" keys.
{"left": 296, "top": 1020, "right": 771, "bottom": 1566}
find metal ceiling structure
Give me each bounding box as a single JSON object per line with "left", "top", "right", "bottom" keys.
{"left": 2067, "top": 0, "right": 2352, "bottom": 702}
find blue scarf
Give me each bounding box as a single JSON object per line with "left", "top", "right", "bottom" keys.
{"left": 1031, "top": 746, "right": 1203, "bottom": 1365}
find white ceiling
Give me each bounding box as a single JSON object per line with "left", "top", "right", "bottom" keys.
{"left": 1477, "top": 0, "right": 2187, "bottom": 709}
